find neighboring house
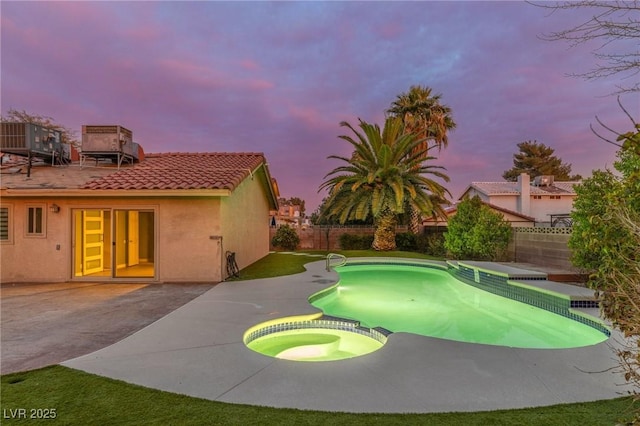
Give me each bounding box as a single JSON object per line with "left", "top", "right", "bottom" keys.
{"left": 458, "top": 173, "right": 579, "bottom": 226}
{"left": 422, "top": 201, "right": 536, "bottom": 228}
{"left": 271, "top": 198, "right": 303, "bottom": 227}
{"left": 0, "top": 152, "right": 278, "bottom": 283}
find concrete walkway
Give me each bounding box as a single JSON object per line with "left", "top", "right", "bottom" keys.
{"left": 63, "top": 260, "right": 631, "bottom": 413}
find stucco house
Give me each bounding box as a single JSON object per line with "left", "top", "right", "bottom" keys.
{"left": 423, "top": 173, "right": 578, "bottom": 228}
{"left": 0, "top": 152, "right": 278, "bottom": 283}
{"left": 458, "top": 173, "right": 579, "bottom": 226}
{"left": 270, "top": 198, "right": 304, "bottom": 227}
{"left": 423, "top": 202, "right": 536, "bottom": 228}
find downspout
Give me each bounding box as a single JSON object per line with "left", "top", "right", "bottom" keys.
{"left": 210, "top": 235, "right": 223, "bottom": 281}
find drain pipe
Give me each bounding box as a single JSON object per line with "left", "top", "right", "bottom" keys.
{"left": 210, "top": 235, "right": 223, "bottom": 281}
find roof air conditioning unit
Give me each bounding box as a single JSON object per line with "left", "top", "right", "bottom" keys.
{"left": 0, "top": 122, "right": 68, "bottom": 163}
{"left": 534, "top": 175, "right": 554, "bottom": 186}
{"left": 82, "top": 125, "right": 133, "bottom": 154}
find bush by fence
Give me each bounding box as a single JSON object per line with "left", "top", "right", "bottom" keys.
{"left": 339, "top": 233, "right": 374, "bottom": 250}
{"left": 271, "top": 225, "right": 300, "bottom": 250}
{"left": 395, "top": 232, "right": 417, "bottom": 251}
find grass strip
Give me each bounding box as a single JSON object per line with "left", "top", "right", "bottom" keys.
{"left": 1, "top": 366, "right": 635, "bottom": 425}
{"left": 229, "top": 250, "right": 440, "bottom": 281}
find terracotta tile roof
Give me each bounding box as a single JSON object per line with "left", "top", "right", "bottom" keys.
{"left": 424, "top": 201, "right": 535, "bottom": 223}
{"left": 483, "top": 201, "right": 536, "bottom": 222}
{"left": 82, "top": 153, "right": 266, "bottom": 190}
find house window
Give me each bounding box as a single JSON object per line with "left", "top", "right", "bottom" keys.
{"left": 0, "top": 207, "right": 10, "bottom": 242}
{"left": 550, "top": 195, "right": 561, "bottom": 200}
{"left": 533, "top": 195, "right": 542, "bottom": 200}
{"left": 27, "top": 206, "right": 45, "bottom": 236}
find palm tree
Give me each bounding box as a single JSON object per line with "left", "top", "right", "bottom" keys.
{"left": 319, "top": 117, "right": 450, "bottom": 251}
{"left": 387, "top": 85, "right": 456, "bottom": 233}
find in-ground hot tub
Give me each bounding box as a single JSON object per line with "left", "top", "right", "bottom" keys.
{"left": 243, "top": 313, "right": 387, "bottom": 362}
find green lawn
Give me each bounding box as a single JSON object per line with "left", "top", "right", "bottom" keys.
{"left": 1, "top": 366, "right": 635, "bottom": 425}
{"left": 2, "top": 250, "right": 636, "bottom": 425}
{"left": 229, "top": 250, "right": 440, "bottom": 281}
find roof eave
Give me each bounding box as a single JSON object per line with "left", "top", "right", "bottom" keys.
{"left": 0, "top": 188, "right": 232, "bottom": 198}
{"left": 254, "top": 162, "right": 279, "bottom": 210}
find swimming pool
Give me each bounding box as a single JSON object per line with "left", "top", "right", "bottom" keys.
{"left": 311, "top": 262, "right": 609, "bottom": 349}
{"left": 245, "top": 260, "right": 609, "bottom": 361}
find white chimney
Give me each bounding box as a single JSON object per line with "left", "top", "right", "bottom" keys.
{"left": 517, "top": 173, "right": 530, "bottom": 216}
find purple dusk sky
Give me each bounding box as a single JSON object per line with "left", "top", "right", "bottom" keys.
{"left": 2, "top": 1, "right": 637, "bottom": 212}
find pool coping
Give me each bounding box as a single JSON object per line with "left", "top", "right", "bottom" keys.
{"left": 63, "top": 258, "right": 632, "bottom": 414}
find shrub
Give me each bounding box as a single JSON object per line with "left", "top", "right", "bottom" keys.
{"left": 271, "top": 225, "right": 300, "bottom": 251}
{"left": 444, "top": 196, "right": 512, "bottom": 260}
{"left": 416, "top": 233, "right": 446, "bottom": 256}
{"left": 339, "top": 233, "right": 374, "bottom": 250}
{"left": 568, "top": 136, "right": 640, "bottom": 411}
{"left": 395, "top": 232, "right": 417, "bottom": 251}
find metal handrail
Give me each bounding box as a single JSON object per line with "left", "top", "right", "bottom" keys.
{"left": 326, "top": 253, "right": 347, "bottom": 271}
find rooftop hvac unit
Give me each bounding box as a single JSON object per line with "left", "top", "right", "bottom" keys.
{"left": 0, "top": 122, "right": 68, "bottom": 163}
{"left": 82, "top": 125, "right": 133, "bottom": 154}
{"left": 534, "top": 175, "right": 554, "bottom": 186}
{"left": 81, "top": 125, "right": 137, "bottom": 167}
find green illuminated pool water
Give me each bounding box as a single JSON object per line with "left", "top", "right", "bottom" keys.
{"left": 310, "top": 263, "right": 608, "bottom": 349}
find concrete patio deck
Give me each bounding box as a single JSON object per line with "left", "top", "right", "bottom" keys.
{"left": 63, "top": 259, "right": 631, "bottom": 413}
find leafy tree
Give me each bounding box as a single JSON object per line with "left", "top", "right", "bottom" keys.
{"left": 319, "top": 117, "right": 450, "bottom": 251}
{"left": 271, "top": 225, "right": 300, "bottom": 251}
{"left": 502, "top": 140, "right": 582, "bottom": 181}
{"left": 387, "top": 85, "right": 456, "bottom": 233}
{"left": 310, "top": 198, "right": 332, "bottom": 226}
{"left": 1, "top": 108, "right": 79, "bottom": 147}
{"left": 444, "top": 196, "right": 512, "bottom": 260}
{"left": 569, "top": 116, "right": 640, "bottom": 408}
{"left": 531, "top": 1, "right": 640, "bottom": 94}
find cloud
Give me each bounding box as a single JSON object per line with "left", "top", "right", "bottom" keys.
{"left": 2, "top": 1, "right": 637, "bottom": 212}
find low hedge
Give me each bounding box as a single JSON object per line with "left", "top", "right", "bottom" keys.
{"left": 339, "top": 234, "right": 374, "bottom": 250}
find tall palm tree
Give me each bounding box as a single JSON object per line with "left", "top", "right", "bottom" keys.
{"left": 387, "top": 85, "right": 456, "bottom": 233}
{"left": 387, "top": 85, "right": 456, "bottom": 150}
{"left": 319, "top": 117, "right": 450, "bottom": 251}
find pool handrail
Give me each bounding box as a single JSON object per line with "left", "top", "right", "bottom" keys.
{"left": 326, "top": 253, "right": 347, "bottom": 271}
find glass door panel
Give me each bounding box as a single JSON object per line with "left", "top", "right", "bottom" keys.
{"left": 114, "top": 209, "right": 155, "bottom": 278}
{"left": 73, "top": 209, "right": 111, "bottom": 277}
{"left": 83, "top": 210, "right": 104, "bottom": 274}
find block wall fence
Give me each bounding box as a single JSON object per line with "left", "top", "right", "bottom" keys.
{"left": 269, "top": 226, "right": 577, "bottom": 271}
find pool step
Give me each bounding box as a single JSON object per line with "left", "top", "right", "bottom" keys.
{"left": 448, "top": 261, "right": 600, "bottom": 309}
{"left": 457, "top": 261, "right": 548, "bottom": 280}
